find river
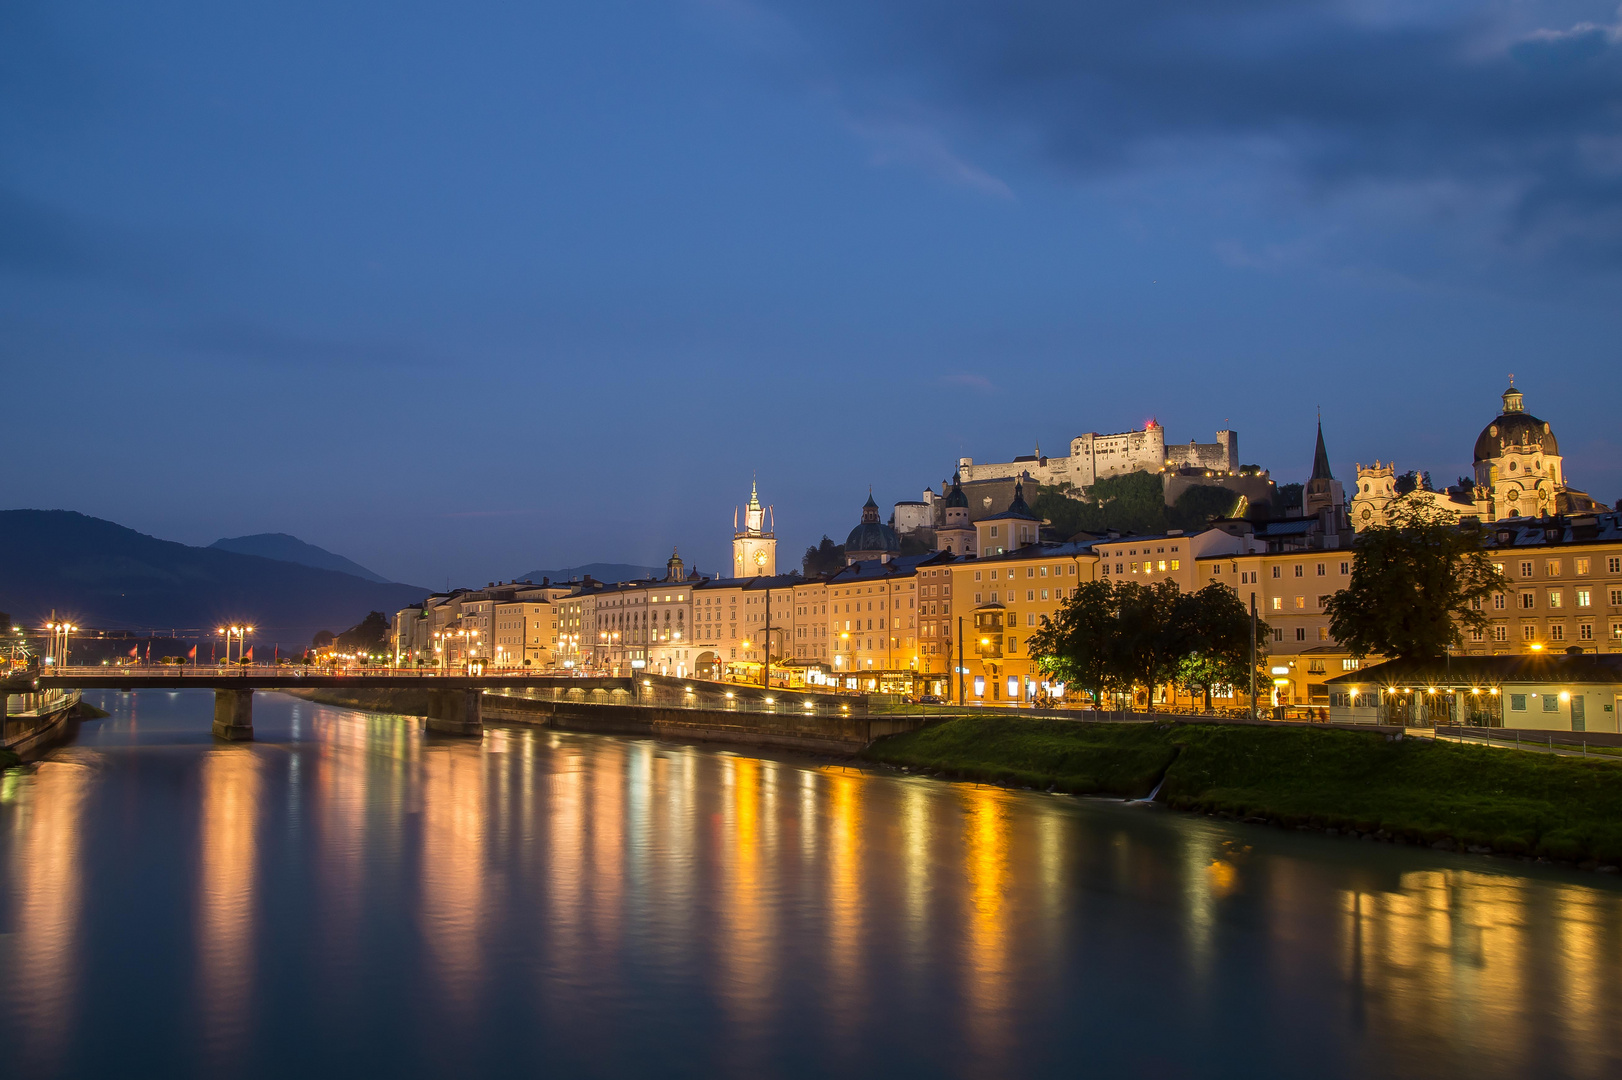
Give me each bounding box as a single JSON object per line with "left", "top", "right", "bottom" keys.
{"left": 1, "top": 691, "right": 1619, "bottom": 1079}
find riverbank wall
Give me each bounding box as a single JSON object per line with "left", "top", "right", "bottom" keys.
{"left": 282, "top": 688, "right": 930, "bottom": 753}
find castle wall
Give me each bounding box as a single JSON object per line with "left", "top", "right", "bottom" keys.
{"left": 958, "top": 425, "right": 1237, "bottom": 492}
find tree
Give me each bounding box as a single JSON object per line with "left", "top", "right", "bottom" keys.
{"left": 337, "top": 611, "right": 390, "bottom": 652}
{"left": 802, "top": 536, "right": 845, "bottom": 577}
{"left": 1325, "top": 501, "right": 1507, "bottom": 659}
{"left": 312, "top": 629, "right": 336, "bottom": 649}
{"left": 1110, "top": 580, "right": 1191, "bottom": 712}
{"left": 1028, "top": 580, "right": 1129, "bottom": 706}
{"left": 1174, "top": 584, "right": 1269, "bottom": 712}
{"left": 1273, "top": 483, "right": 1304, "bottom": 516}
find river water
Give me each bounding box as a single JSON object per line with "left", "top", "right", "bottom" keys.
{"left": 2, "top": 691, "right": 1620, "bottom": 1079}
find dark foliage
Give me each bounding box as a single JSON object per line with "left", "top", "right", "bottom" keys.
{"left": 802, "top": 536, "right": 846, "bottom": 577}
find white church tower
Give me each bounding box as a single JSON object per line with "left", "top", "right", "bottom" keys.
{"left": 732, "top": 480, "right": 777, "bottom": 577}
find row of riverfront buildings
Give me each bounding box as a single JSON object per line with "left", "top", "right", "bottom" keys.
{"left": 390, "top": 385, "right": 1622, "bottom": 718}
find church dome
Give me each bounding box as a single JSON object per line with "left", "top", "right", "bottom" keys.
{"left": 943, "top": 472, "right": 968, "bottom": 509}
{"left": 845, "top": 492, "right": 900, "bottom": 554}
{"left": 845, "top": 521, "right": 901, "bottom": 553}
{"left": 1473, "top": 385, "right": 1558, "bottom": 463}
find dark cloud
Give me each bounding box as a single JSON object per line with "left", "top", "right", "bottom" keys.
{"left": 758, "top": 0, "right": 1622, "bottom": 259}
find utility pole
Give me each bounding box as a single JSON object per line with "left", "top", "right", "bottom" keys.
{"left": 947, "top": 612, "right": 960, "bottom": 707}
{"left": 1249, "top": 591, "right": 1258, "bottom": 721}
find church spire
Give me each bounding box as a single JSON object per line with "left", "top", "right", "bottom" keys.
{"left": 1310, "top": 418, "right": 1334, "bottom": 481}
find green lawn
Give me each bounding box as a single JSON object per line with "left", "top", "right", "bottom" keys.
{"left": 863, "top": 716, "right": 1622, "bottom": 863}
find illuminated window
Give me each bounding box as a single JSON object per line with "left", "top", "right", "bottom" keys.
{"left": 1295, "top": 596, "right": 1306, "bottom": 609}
{"left": 1547, "top": 560, "right": 1562, "bottom": 577}
{"left": 1271, "top": 597, "right": 1282, "bottom": 611}
{"left": 1577, "top": 590, "right": 1591, "bottom": 608}
{"left": 1169, "top": 560, "right": 1180, "bottom": 570}
{"left": 1575, "top": 558, "right": 1590, "bottom": 575}
{"left": 1549, "top": 591, "right": 1563, "bottom": 609}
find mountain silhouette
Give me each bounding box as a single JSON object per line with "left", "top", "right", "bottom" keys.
{"left": 210, "top": 532, "right": 401, "bottom": 585}
{"left": 0, "top": 510, "right": 428, "bottom": 646}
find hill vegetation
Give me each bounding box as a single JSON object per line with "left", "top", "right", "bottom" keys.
{"left": 1032, "top": 473, "right": 1248, "bottom": 538}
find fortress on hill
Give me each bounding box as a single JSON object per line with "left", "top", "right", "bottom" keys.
{"left": 957, "top": 420, "right": 1239, "bottom": 490}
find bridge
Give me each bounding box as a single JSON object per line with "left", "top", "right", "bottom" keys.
{"left": 6, "top": 666, "right": 875, "bottom": 741}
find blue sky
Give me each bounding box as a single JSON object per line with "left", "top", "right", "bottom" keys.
{"left": 3, "top": 0, "right": 1619, "bottom": 586}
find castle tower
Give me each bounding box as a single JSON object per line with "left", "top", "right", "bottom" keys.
{"left": 1304, "top": 419, "right": 1344, "bottom": 516}
{"left": 732, "top": 481, "right": 777, "bottom": 577}
{"left": 665, "top": 547, "right": 684, "bottom": 582}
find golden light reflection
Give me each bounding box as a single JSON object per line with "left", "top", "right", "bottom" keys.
{"left": 719, "top": 756, "right": 775, "bottom": 1054}
{"left": 420, "top": 746, "right": 486, "bottom": 1018}
{"left": 961, "top": 786, "right": 1012, "bottom": 1063}
{"left": 1336, "top": 870, "right": 1594, "bottom": 1073}
{"left": 198, "top": 749, "right": 261, "bottom": 1062}
{"left": 8, "top": 759, "right": 91, "bottom": 1074}
{"left": 824, "top": 769, "right": 864, "bottom": 1037}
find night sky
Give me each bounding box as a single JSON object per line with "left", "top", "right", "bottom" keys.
{"left": 4, "top": 1, "right": 1619, "bottom": 587}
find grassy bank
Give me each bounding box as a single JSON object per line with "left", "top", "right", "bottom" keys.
{"left": 863, "top": 717, "right": 1622, "bottom": 865}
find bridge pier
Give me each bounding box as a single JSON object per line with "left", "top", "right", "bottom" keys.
{"left": 425, "top": 689, "right": 483, "bottom": 737}
{"left": 212, "top": 688, "right": 254, "bottom": 741}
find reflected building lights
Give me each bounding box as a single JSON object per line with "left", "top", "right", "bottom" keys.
{"left": 961, "top": 788, "right": 1011, "bottom": 1064}
{"left": 8, "top": 759, "right": 91, "bottom": 1074}
{"left": 197, "top": 750, "right": 261, "bottom": 1065}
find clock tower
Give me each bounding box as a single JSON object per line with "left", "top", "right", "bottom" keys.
{"left": 732, "top": 481, "right": 777, "bottom": 577}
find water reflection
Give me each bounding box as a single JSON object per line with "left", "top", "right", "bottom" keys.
{"left": 5, "top": 760, "right": 91, "bottom": 1074}
{"left": 197, "top": 749, "right": 260, "bottom": 1065}
{"left": 0, "top": 692, "right": 1621, "bottom": 1080}
{"left": 961, "top": 788, "right": 1010, "bottom": 1064}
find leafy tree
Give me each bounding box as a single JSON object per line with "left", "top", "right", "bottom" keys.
{"left": 1393, "top": 470, "right": 1433, "bottom": 496}
{"left": 1273, "top": 482, "right": 1304, "bottom": 516}
{"left": 1109, "top": 580, "right": 1191, "bottom": 712}
{"left": 1027, "top": 580, "right": 1129, "bottom": 705}
{"left": 802, "top": 536, "right": 845, "bottom": 577}
{"left": 1325, "top": 501, "right": 1507, "bottom": 659}
{"left": 312, "top": 629, "right": 335, "bottom": 648}
{"left": 1174, "top": 584, "right": 1269, "bottom": 712}
{"left": 337, "top": 611, "right": 390, "bottom": 652}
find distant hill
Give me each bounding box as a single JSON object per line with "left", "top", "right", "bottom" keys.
{"left": 0, "top": 510, "right": 429, "bottom": 646}
{"left": 210, "top": 532, "right": 402, "bottom": 585}
{"left": 518, "top": 562, "right": 665, "bottom": 585}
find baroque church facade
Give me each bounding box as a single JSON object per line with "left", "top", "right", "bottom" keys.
{"left": 1351, "top": 383, "right": 1600, "bottom": 529}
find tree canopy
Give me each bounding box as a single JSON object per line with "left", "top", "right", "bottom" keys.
{"left": 1028, "top": 579, "right": 1269, "bottom": 711}
{"left": 1325, "top": 501, "right": 1506, "bottom": 659}
{"left": 337, "top": 611, "right": 391, "bottom": 652}
{"left": 802, "top": 536, "right": 846, "bottom": 577}
{"left": 1031, "top": 473, "right": 1245, "bottom": 538}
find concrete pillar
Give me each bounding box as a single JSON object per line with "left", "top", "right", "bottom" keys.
{"left": 212, "top": 688, "right": 253, "bottom": 741}
{"left": 426, "top": 689, "right": 482, "bottom": 737}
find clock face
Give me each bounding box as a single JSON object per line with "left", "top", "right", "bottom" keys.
{"left": 754, "top": 550, "right": 768, "bottom": 566}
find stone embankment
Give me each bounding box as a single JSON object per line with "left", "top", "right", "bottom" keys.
{"left": 283, "top": 687, "right": 929, "bottom": 753}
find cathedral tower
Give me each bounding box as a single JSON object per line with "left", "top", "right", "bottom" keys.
{"left": 732, "top": 481, "right": 777, "bottom": 576}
